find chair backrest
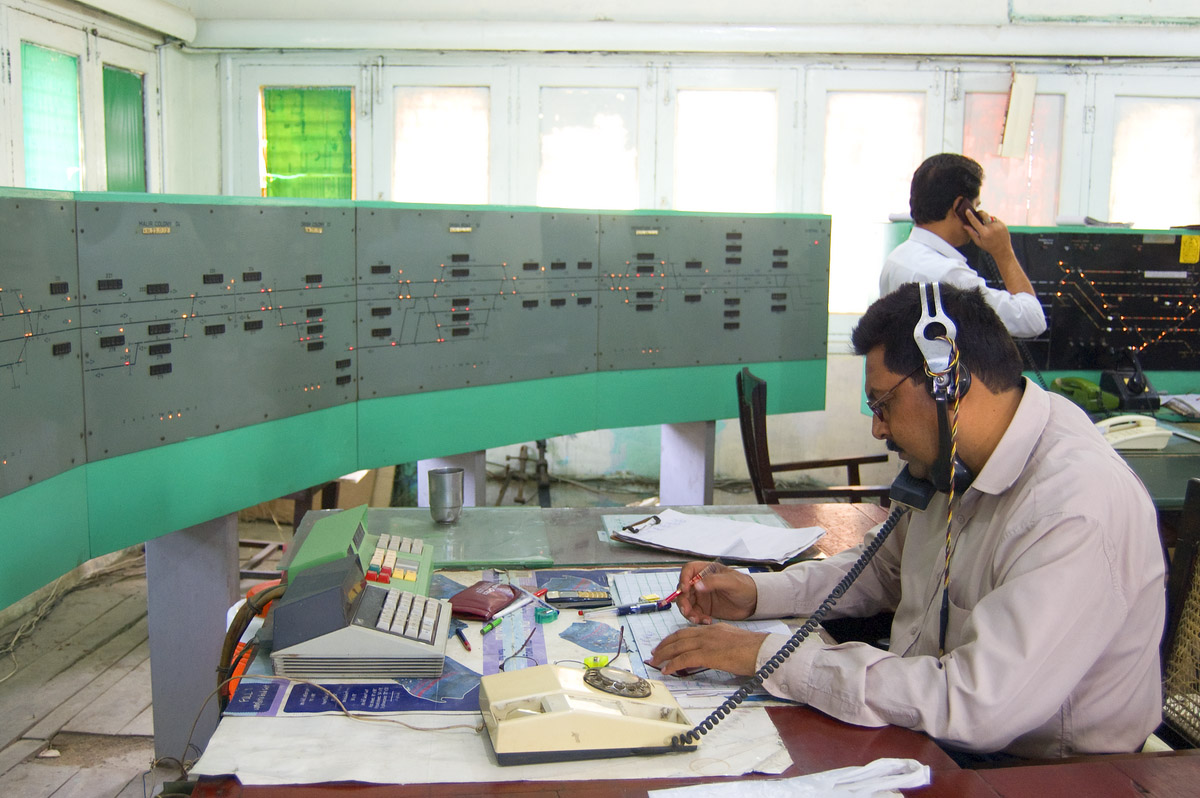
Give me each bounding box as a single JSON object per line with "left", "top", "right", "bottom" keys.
{"left": 736, "top": 367, "right": 775, "bottom": 503}
{"left": 1163, "top": 477, "right": 1200, "bottom": 746}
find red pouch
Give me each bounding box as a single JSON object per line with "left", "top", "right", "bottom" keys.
{"left": 448, "top": 581, "right": 522, "bottom": 620}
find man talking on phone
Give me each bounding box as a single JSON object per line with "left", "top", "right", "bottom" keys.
{"left": 880, "top": 153, "right": 1046, "bottom": 338}
{"left": 648, "top": 283, "right": 1163, "bottom": 761}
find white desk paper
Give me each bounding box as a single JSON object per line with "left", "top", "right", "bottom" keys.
{"left": 610, "top": 509, "right": 825, "bottom": 564}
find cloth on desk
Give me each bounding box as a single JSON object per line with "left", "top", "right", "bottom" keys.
{"left": 648, "top": 757, "right": 930, "bottom": 798}
{"left": 191, "top": 706, "right": 791, "bottom": 785}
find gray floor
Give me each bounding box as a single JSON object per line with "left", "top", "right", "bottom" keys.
{"left": 0, "top": 474, "right": 760, "bottom": 797}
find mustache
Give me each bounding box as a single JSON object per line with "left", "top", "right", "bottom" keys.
{"left": 885, "top": 439, "right": 902, "bottom": 453}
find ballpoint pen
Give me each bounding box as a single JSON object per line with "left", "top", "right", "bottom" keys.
{"left": 656, "top": 559, "right": 722, "bottom": 608}
{"left": 581, "top": 600, "right": 671, "bottom": 616}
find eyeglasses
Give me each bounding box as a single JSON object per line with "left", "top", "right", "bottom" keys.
{"left": 867, "top": 367, "right": 922, "bottom": 422}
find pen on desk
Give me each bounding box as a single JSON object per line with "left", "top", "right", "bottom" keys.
{"left": 581, "top": 601, "right": 671, "bottom": 617}
{"left": 493, "top": 594, "right": 534, "bottom": 620}
{"left": 657, "top": 559, "right": 722, "bottom": 608}
{"left": 481, "top": 617, "right": 502, "bottom": 634}
{"left": 455, "top": 627, "right": 472, "bottom": 651}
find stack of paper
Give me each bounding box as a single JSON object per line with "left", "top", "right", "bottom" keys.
{"left": 610, "top": 509, "right": 825, "bottom": 565}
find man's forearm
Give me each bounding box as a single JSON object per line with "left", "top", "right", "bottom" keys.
{"left": 991, "top": 249, "right": 1036, "bottom": 297}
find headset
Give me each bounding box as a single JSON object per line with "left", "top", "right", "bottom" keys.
{"left": 913, "top": 282, "right": 975, "bottom": 494}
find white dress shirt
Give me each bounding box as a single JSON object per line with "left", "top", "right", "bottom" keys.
{"left": 880, "top": 227, "right": 1047, "bottom": 338}
{"left": 749, "top": 381, "right": 1164, "bottom": 758}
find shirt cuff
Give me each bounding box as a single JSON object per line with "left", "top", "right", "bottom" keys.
{"left": 755, "top": 631, "right": 824, "bottom": 704}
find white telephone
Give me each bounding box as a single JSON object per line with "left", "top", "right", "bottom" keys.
{"left": 1095, "top": 415, "right": 1172, "bottom": 451}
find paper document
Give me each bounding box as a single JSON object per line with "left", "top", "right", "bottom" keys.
{"left": 609, "top": 509, "right": 824, "bottom": 564}
{"left": 610, "top": 569, "right": 788, "bottom": 694}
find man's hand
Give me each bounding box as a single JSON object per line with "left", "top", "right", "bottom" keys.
{"left": 963, "top": 208, "right": 1037, "bottom": 297}
{"left": 963, "top": 208, "right": 1013, "bottom": 257}
{"left": 648, "top": 624, "right": 767, "bottom": 677}
{"left": 672, "top": 561, "right": 758, "bottom": 624}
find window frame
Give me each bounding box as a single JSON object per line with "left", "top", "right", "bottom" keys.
{"left": 224, "top": 58, "right": 372, "bottom": 199}
{"left": 655, "top": 66, "right": 799, "bottom": 212}
{"left": 372, "top": 64, "right": 512, "bottom": 204}
{"left": 4, "top": 8, "right": 160, "bottom": 193}
{"left": 97, "top": 37, "right": 161, "bottom": 193}
{"left": 7, "top": 9, "right": 91, "bottom": 190}
{"left": 513, "top": 65, "right": 658, "bottom": 209}
{"left": 801, "top": 64, "right": 947, "bottom": 215}
{"left": 1090, "top": 72, "right": 1200, "bottom": 225}
{"left": 944, "top": 67, "right": 1088, "bottom": 223}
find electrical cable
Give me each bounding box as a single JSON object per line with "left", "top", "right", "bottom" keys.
{"left": 216, "top": 583, "right": 286, "bottom": 709}
{"left": 671, "top": 503, "right": 910, "bottom": 748}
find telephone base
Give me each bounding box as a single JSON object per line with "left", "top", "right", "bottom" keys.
{"left": 479, "top": 664, "right": 697, "bottom": 765}
{"left": 490, "top": 741, "right": 696, "bottom": 767}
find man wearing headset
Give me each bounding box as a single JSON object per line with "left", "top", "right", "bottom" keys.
{"left": 880, "top": 153, "right": 1046, "bottom": 339}
{"left": 649, "top": 283, "right": 1164, "bottom": 760}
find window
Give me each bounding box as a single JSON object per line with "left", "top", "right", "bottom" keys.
{"left": 21, "top": 42, "right": 82, "bottom": 191}
{"left": 821, "top": 92, "right": 926, "bottom": 312}
{"left": 103, "top": 65, "right": 147, "bottom": 192}
{"left": 672, "top": 90, "right": 778, "bottom": 213}
{"left": 536, "top": 87, "right": 638, "bottom": 210}
{"left": 962, "top": 92, "right": 1064, "bottom": 226}
{"left": 261, "top": 87, "right": 354, "bottom": 199}
{"left": 1109, "top": 97, "right": 1200, "bottom": 229}
{"left": 392, "top": 87, "right": 489, "bottom": 204}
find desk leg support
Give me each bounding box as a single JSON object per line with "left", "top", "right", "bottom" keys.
{"left": 418, "top": 453, "right": 487, "bottom": 506}
{"left": 145, "top": 513, "right": 240, "bottom": 761}
{"left": 660, "top": 421, "right": 715, "bottom": 506}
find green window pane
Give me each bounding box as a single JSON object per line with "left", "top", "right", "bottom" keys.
{"left": 21, "top": 42, "right": 81, "bottom": 191}
{"left": 103, "top": 65, "right": 147, "bottom": 192}
{"left": 262, "top": 87, "right": 354, "bottom": 199}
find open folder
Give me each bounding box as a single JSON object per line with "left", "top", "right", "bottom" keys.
{"left": 608, "top": 509, "right": 825, "bottom": 565}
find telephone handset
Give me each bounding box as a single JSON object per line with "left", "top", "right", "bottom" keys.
{"left": 954, "top": 197, "right": 983, "bottom": 226}
{"left": 1095, "top": 414, "right": 1172, "bottom": 450}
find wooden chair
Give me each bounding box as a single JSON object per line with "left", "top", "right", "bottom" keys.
{"left": 737, "top": 367, "right": 892, "bottom": 506}
{"left": 1160, "top": 477, "right": 1200, "bottom": 748}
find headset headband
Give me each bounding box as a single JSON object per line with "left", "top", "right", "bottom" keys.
{"left": 913, "top": 282, "right": 957, "bottom": 374}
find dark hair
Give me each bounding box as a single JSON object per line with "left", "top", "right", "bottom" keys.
{"left": 852, "top": 283, "right": 1024, "bottom": 392}
{"left": 909, "top": 153, "right": 983, "bottom": 224}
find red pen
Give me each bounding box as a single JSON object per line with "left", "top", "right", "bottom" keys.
{"left": 454, "top": 627, "right": 471, "bottom": 651}
{"left": 657, "top": 560, "right": 721, "bottom": 608}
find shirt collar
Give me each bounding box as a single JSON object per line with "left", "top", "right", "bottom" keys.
{"left": 969, "top": 378, "right": 1047, "bottom": 496}
{"left": 908, "top": 226, "right": 967, "bottom": 264}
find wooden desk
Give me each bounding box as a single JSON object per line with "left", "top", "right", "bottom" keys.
{"left": 188, "top": 734, "right": 1200, "bottom": 798}
{"left": 187, "top": 501, "right": 1197, "bottom": 797}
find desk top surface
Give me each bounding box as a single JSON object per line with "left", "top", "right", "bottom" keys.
{"left": 297, "top": 503, "right": 891, "bottom": 569}
{"left": 195, "top": 502, "right": 1195, "bottom": 797}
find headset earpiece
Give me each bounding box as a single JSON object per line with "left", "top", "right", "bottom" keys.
{"left": 926, "top": 362, "right": 971, "bottom": 400}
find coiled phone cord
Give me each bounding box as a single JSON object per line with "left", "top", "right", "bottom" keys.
{"left": 671, "top": 503, "right": 911, "bottom": 749}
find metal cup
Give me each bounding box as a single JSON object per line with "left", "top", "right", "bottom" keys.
{"left": 428, "top": 467, "right": 464, "bottom": 524}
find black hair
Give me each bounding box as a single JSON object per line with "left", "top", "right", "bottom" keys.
{"left": 909, "top": 153, "right": 983, "bottom": 224}
{"left": 852, "top": 283, "right": 1024, "bottom": 392}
